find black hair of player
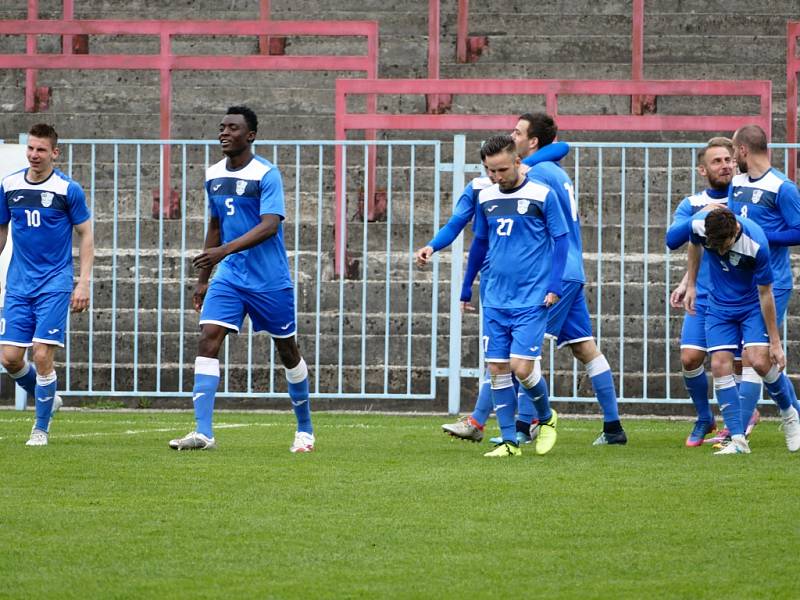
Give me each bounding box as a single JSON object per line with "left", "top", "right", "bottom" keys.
{"left": 226, "top": 106, "right": 258, "bottom": 134}
{"left": 705, "top": 207, "right": 738, "bottom": 253}
{"left": 28, "top": 123, "right": 58, "bottom": 147}
{"left": 480, "top": 135, "right": 516, "bottom": 161}
{"left": 734, "top": 125, "right": 768, "bottom": 154}
{"left": 518, "top": 112, "right": 557, "bottom": 148}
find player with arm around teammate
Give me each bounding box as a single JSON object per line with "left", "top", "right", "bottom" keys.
{"left": 666, "top": 207, "right": 800, "bottom": 454}
{"left": 666, "top": 137, "right": 735, "bottom": 446}
{"left": 168, "top": 106, "right": 314, "bottom": 453}
{"left": 0, "top": 123, "right": 94, "bottom": 446}
{"left": 473, "top": 135, "right": 568, "bottom": 457}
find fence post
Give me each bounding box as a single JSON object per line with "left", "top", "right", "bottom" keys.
{"left": 448, "top": 135, "right": 467, "bottom": 414}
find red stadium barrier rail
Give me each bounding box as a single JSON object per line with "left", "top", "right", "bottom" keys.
{"left": 787, "top": 21, "right": 800, "bottom": 178}
{"left": 1, "top": 17, "right": 379, "bottom": 201}
{"left": 333, "top": 77, "right": 772, "bottom": 274}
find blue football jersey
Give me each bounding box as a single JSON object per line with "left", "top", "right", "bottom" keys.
{"left": 474, "top": 178, "right": 568, "bottom": 309}
{"left": 205, "top": 155, "right": 292, "bottom": 292}
{"left": 728, "top": 169, "right": 800, "bottom": 290}
{"left": 528, "top": 161, "right": 585, "bottom": 283}
{"left": 688, "top": 215, "right": 772, "bottom": 308}
{"left": 670, "top": 188, "right": 728, "bottom": 300}
{"left": 0, "top": 167, "right": 91, "bottom": 296}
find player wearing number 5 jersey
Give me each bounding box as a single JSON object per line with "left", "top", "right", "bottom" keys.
{"left": 169, "top": 105, "right": 314, "bottom": 453}
{"left": 0, "top": 123, "right": 94, "bottom": 446}
{"left": 728, "top": 125, "right": 800, "bottom": 430}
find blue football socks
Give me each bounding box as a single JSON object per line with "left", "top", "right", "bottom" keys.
{"left": 192, "top": 356, "right": 220, "bottom": 438}
{"left": 491, "top": 372, "right": 517, "bottom": 443}
{"left": 286, "top": 358, "right": 313, "bottom": 434}
{"left": 34, "top": 371, "right": 57, "bottom": 432}
{"left": 738, "top": 367, "right": 762, "bottom": 429}
{"left": 714, "top": 375, "right": 743, "bottom": 436}
{"left": 683, "top": 365, "right": 713, "bottom": 423}
{"left": 10, "top": 361, "right": 37, "bottom": 398}
{"left": 471, "top": 370, "right": 493, "bottom": 427}
{"left": 586, "top": 354, "right": 620, "bottom": 422}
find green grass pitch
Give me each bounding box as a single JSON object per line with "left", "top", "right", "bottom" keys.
{"left": 1, "top": 410, "right": 798, "bottom": 599}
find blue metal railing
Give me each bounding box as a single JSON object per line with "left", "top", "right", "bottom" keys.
{"left": 5, "top": 136, "right": 799, "bottom": 411}
{"left": 6, "top": 138, "right": 442, "bottom": 403}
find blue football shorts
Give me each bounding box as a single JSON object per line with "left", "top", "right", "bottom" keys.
{"left": 680, "top": 299, "right": 709, "bottom": 351}
{"left": 775, "top": 287, "right": 792, "bottom": 328}
{"left": 706, "top": 302, "right": 769, "bottom": 354}
{"left": 545, "top": 281, "right": 594, "bottom": 349}
{"left": 199, "top": 278, "right": 296, "bottom": 338}
{"left": 483, "top": 305, "right": 548, "bottom": 362}
{"left": 0, "top": 291, "right": 71, "bottom": 347}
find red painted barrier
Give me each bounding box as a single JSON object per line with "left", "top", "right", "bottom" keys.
{"left": 333, "top": 77, "right": 772, "bottom": 275}
{"left": 1, "top": 17, "right": 379, "bottom": 205}
{"left": 787, "top": 21, "right": 800, "bottom": 178}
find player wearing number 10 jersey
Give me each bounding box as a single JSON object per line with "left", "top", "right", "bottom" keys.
{"left": 0, "top": 123, "right": 94, "bottom": 446}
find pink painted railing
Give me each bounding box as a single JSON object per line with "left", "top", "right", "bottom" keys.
{"left": 333, "top": 77, "right": 772, "bottom": 274}
{"left": 787, "top": 21, "right": 800, "bottom": 178}
{"left": 2, "top": 16, "right": 379, "bottom": 201}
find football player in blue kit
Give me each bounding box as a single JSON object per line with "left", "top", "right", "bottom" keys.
{"left": 169, "top": 106, "right": 314, "bottom": 452}
{"left": 472, "top": 135, "right": 568, "bottom": 457}
{"left": 0, "top": 123, "right": 94, "bottom": 446}
{"left": 667, "top": 137, "right": 736, "bottom": 447}
{"left": 666, "top": 208, "right": 800, "bottom": 454}
{"left": 415, "top": 141, "right": 570, "bottom": 444}
{"left": 727, "top": 125, "right": 800, "bottom": 440}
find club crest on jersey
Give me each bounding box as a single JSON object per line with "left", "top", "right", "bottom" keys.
{"left": 751, "top": 190, "right": 763, "bottom": 204}
{"left": 728, "top": 252, "right": 741, "bottom": 266}
{"left": 40, "top": 191, "right": 53, "bottom": 207}
{"left": 235, "top": 180, "right": 247, "bottom": 195}
{"left": 516, "top": 199, "right": 530, "bottom": 215}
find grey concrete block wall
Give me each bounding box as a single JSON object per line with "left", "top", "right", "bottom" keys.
{"left": 2, "top": 1, "right": 799, "bottom": 407}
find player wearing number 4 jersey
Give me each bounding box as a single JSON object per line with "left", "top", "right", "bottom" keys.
{"left": 728, "top": 125, "right": 800, "bottom": 435}
{"left": 168, "top": 106, "right": 314, "bottom": 453}
{"left": 0, "top": 123, "right": 94, "bottom": 446}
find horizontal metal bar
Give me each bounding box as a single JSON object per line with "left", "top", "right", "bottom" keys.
{"left": 55, "top": 391, "right": 438, "bottom": 400}
{"left": 0, "top": 54, "right": 373, "bottom": 71}
{"left": 51, "top": 139, "right": 441, "bottom": 146}
{"left": 337, "top": 77, "right": 771, "bottom": 96}
{"left": 0, "top": 19, "right": 378, "bottom": 36}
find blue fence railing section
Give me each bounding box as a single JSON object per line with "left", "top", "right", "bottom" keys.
{"left": 445, "top": 139, "right": 800, "bottom": 413}
{"left": 6, "top": 139, "right": 442, "bottom": 405}
{"left": 5, "top": 137, "right": 799, "bottom": 411}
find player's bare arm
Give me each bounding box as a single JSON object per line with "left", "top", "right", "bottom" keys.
{"left": 758, "top": 283, "right": 786, "bottom": 370}
{"left": 193, "top": 216, "right": 220, "bottom": 312}
{"left": 683, "top": 242, "right": 702, "bottom": 315}
{"left": 71, "top": 219, "right": 94, "bottom": 312}
{"left": 670, "top": 271, "right": 689, "bottom": 308}
{"left": 193, "top": 214, "right": 280, "bottom": 271}
{"left": 414, "top": 245, "right": 434, "bottom": 268}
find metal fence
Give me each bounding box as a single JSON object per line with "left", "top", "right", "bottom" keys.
{"left": 5, "top": 136, "right": 799, "bottom": 412}
{"left": 7, "top": 138, "right": 442, "bottom": 405}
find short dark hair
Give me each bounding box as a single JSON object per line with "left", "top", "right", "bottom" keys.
{"left": 518, "top": 112, "right": 557, "bottom": 148}
{"left": 733, "top": 125, "right": 768, "bottom": 154}
{"left": 226, "top": 105, "right": 258, "bottom": 133}
{"left": 28, "top": 123, "right": 58, "bottom": 147}
{"left": 480, "top": 135, "right": 516, "bottom": 161}
{"left": 705, "top": 207, "right": 738, "bottom": 252}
